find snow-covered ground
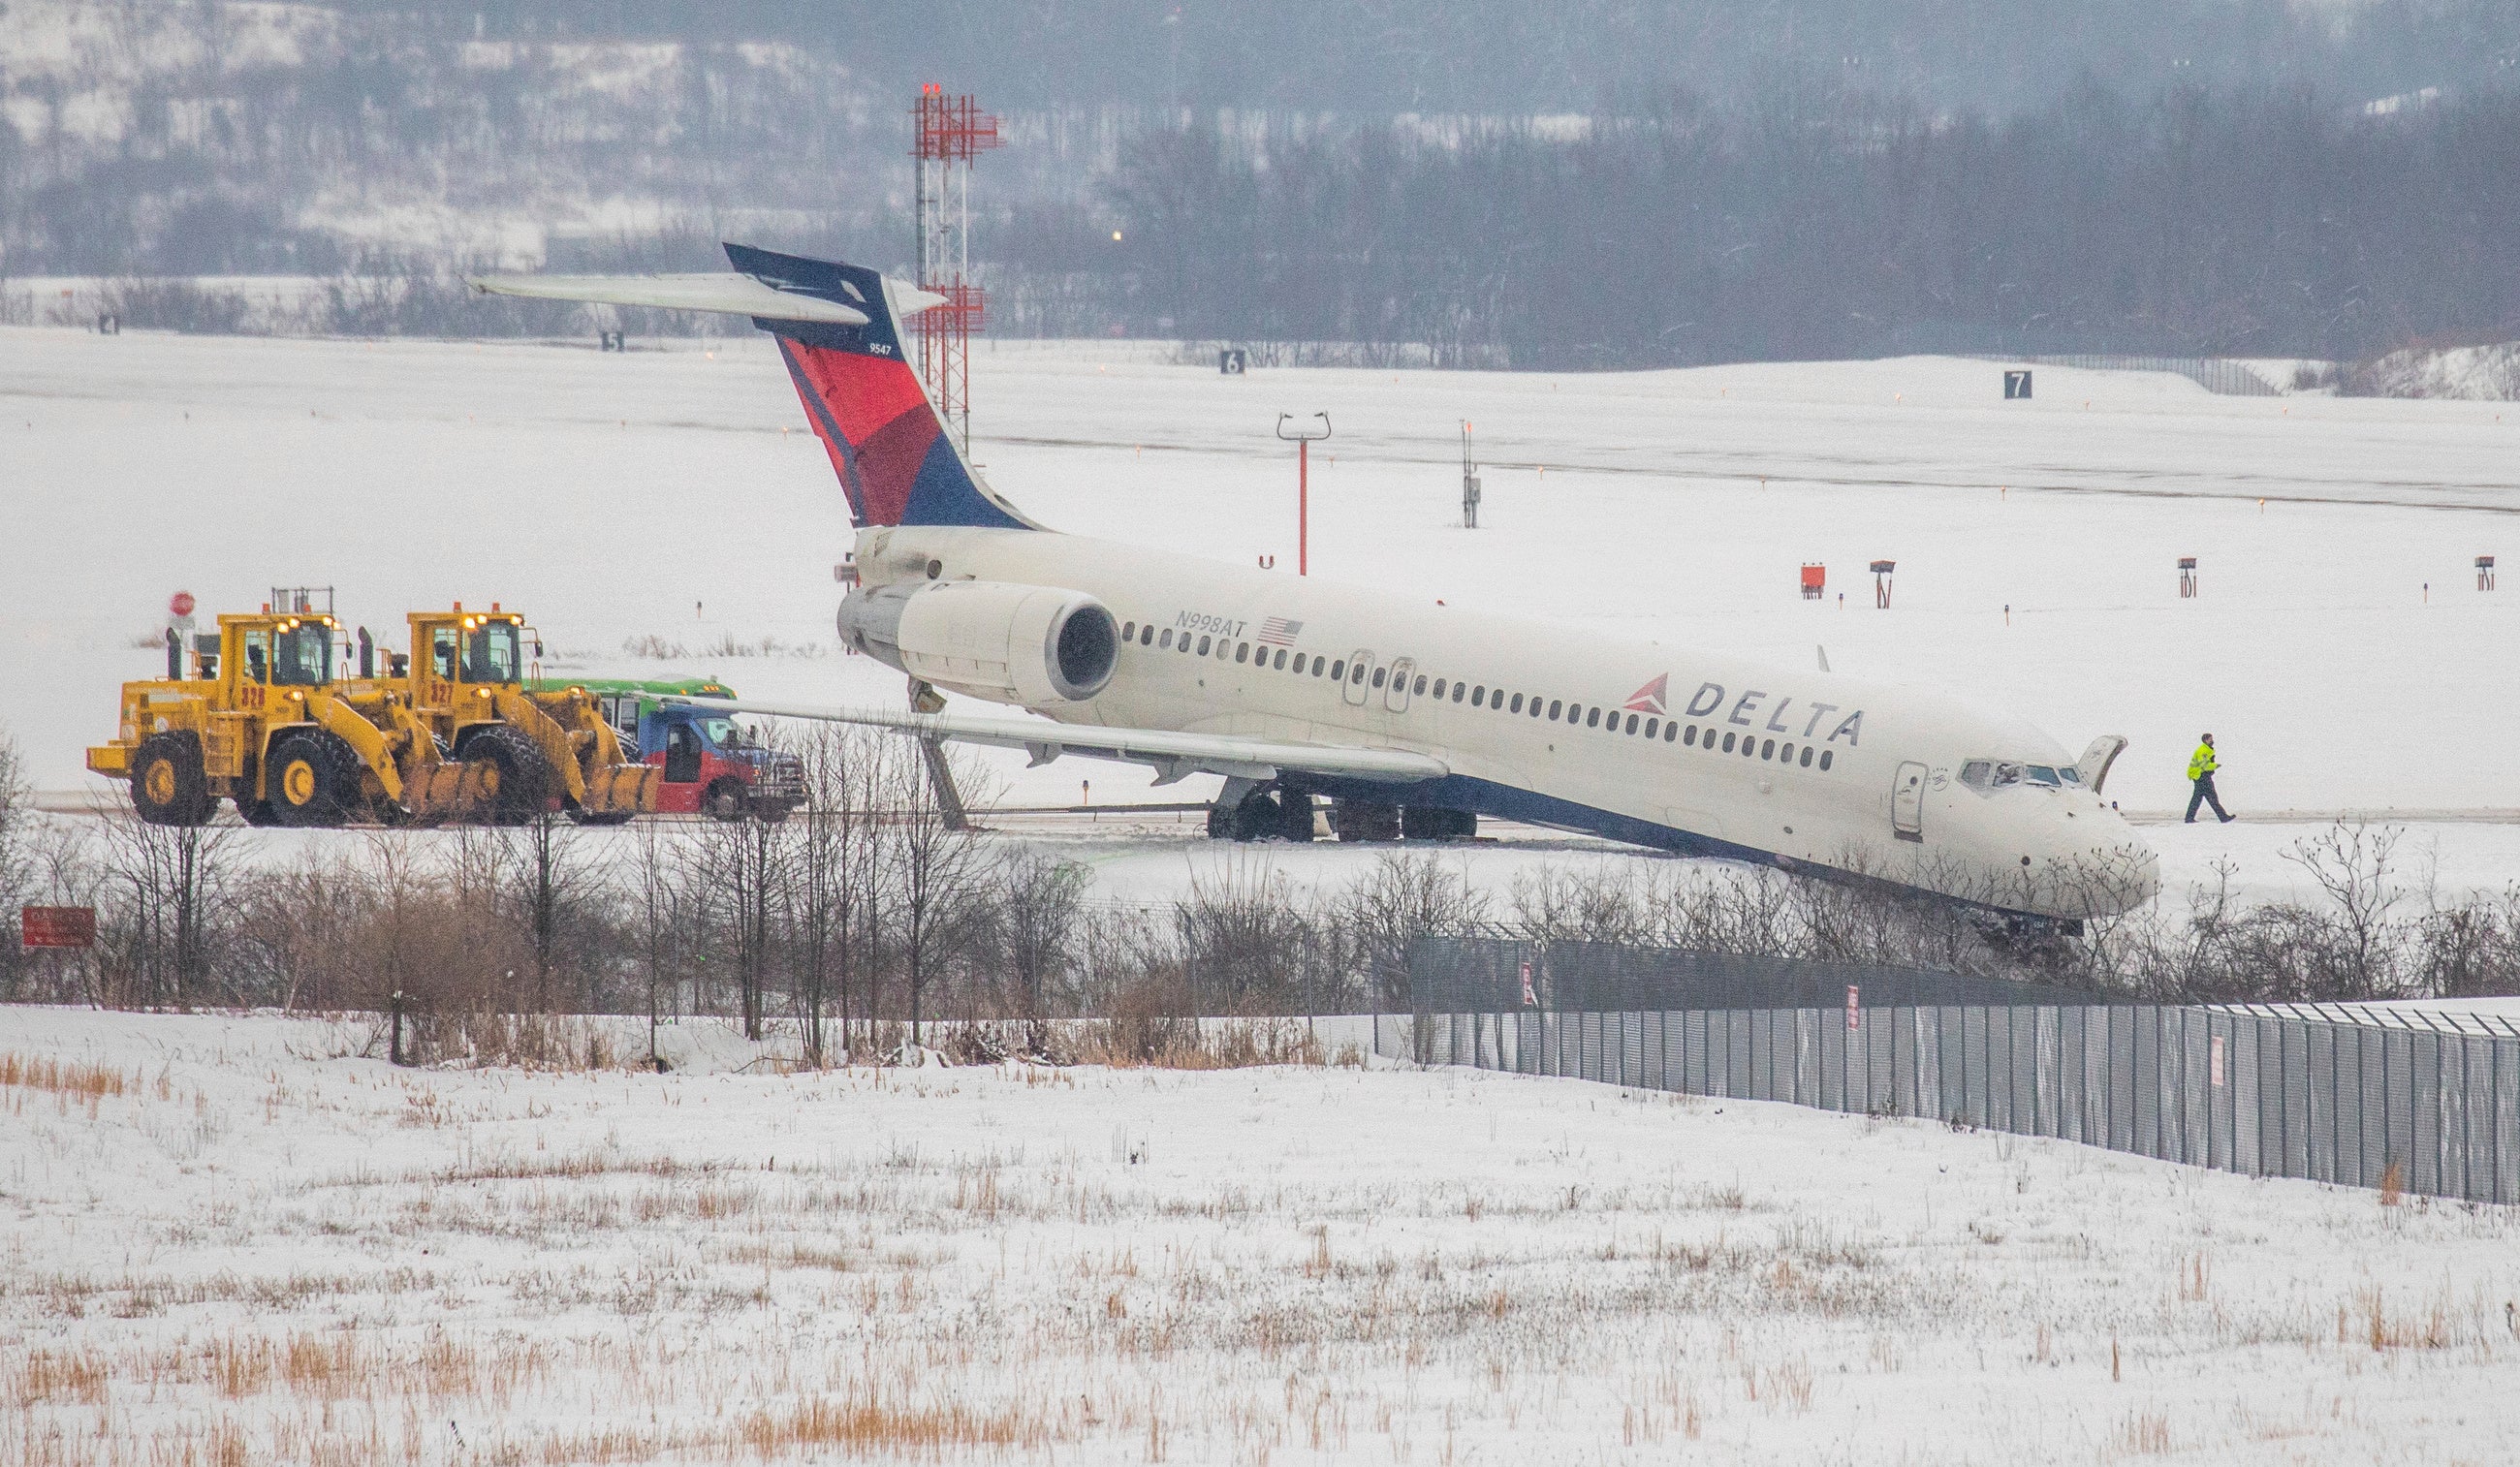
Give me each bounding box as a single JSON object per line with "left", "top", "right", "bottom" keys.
{"left": 4, "top": 327, "right": 2516, "bottom": 911}
{"left": 2, "top": 1007, "right": 2514, "bottom": 1464}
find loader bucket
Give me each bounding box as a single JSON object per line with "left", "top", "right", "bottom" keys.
{"left": 581, "top": 763, "right": 660, "bottom": 817}
{"left": 404, "top": 761, "right": 500, "bottom": 823}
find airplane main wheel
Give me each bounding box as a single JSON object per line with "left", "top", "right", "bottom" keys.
{"left": 1329, "top": 800, "right": 1401, "bottom": 842}
{"left": 1402, "top": 806, "right": 1477, "bottom": 841}
{"left": 1275, "top": 789, "right": 1317, "bottom": 842}
{"left": 130, "top": 733, "right": 214, "bottom": 827}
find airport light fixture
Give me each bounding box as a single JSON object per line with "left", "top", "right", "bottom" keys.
{"left": 1276, "top": 412, "right": 1332, "bottom": 575}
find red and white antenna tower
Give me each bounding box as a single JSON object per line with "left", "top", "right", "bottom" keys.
{"left": 912, "top": 83, "right": 1001, "bottom": 454}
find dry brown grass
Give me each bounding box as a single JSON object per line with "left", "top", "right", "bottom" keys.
{"left": 13, "top": 1349, "right": 109, "bottom": 1406}
{"left": 2379, "top": 1160, "right": 2406, "bottom": 1207}
{"left": 740, "top": 1394, "right": 1064, "bottom": 1456}
{"left": 2114, "top": 1409, "right": 2172, "bottom": 1455}
{"left": 2357, "top": 1286, "right": 2454, "bottom": 1351}
{"left": 0, "top": 1052, "right": 136, "bottom": 1100}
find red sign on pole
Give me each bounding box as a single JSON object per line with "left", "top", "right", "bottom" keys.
{"left": 2210, "top": 1035, "right": 2225, "bottom": 1088}
{"left": 169, "top": 590, "right": 197, "bottom": 619}
{"left": 20, "top": 906, "right": 97, "bottom": 949}
{"left": 1845, "top": 983, "right": 1861, "bottom": 1030}
{"left": 1519, "top": 960, "right": 1537, "bottom": 1007}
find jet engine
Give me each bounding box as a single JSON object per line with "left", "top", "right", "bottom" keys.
{"left": 835, "top": 580, "right": 1118, "bottom": 705}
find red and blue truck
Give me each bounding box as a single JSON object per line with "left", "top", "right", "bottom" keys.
{"left": 573, "top": 678, "right": 805, "bottom": 822}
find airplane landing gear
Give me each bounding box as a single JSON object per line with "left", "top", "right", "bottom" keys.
{"left": 1207, "top": 780, "right": 1318, "bottom": 842}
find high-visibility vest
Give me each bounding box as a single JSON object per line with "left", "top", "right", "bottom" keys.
{"left": 2187, "top": 743, "right": 2219, "bottom": 781}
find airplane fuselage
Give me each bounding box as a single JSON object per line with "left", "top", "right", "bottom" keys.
{"left": 852, "top": 524, "right": 2160, "bottom": 921}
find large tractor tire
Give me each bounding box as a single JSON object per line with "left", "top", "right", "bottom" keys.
{"left": 267, "top": 731, "right": 369, "bottom": 827}
{"left": 465, "top": 726, "right": 558, "bottom": 826}
{"left": 130, "top": 733, "right": 215, "bottom": 827}
{"left": 703, "top": 778, "right": 751, "bottom": 823}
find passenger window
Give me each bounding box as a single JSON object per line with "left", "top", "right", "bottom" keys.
{"left": 1761, "top": 738, "right": 1775, "bottom": 760}
{"left": 1143, "top": 625, "right": 1155, "bottom": 644}
{"left": 1352, "top": 663, "right": 1367, "bottom": 683}
{"left": 1819, "top": 751, "right": 1834, "bottom": 770}
{"left": 1780, "top": 742, "right": 1793, "bottom": 764}
{"left": 1548, "top": 700, "right": 1562, "bottom": 720}
{"left": 1663, "top": 722, "right": 1677, "bottom": 742}
{"left": 1413, "top": 674, "right": 1428, "bottom": 696}
{"left": 1197, "top": 635, "right": 1212, "bottom": 655}
{"left": 1468, "top": 686, "right": 1482, "bottom": 706}
{"left": 1160, "top": 628, "right": 1174, "bottom": 648}
{"left": 1370, "top": 668, "right": 1387, "bottom": 689}
{"left": 1509, "top": 694, "right": 1523, "bottom": 713}
{"left": 1643, "top": 717, "right": 1657, "bottom": 737}
{"left": 1799, "top": 746, "right": 1814, "bottom": 767}
{"left": 1431, "top": 679, "right": 1445, "bottom": 699}
{"left": 1236, "top": 643, "right": 1249, "bottom": 663}
{"left": 1721, "top": 732, "right": 1736, "bottom": 752}
{"left": 1330, "top": 661, "right": 1344, "bottom": 680}
{"left": 1585, "top": 707, "right": 1600, "bottom": 728}
{"left": 1122, "top": 621, "right": 1136, "bottom": 640}
{"left": 1743, "top": 738, "right": 1757, "bottom": 758}
{"left": 1312, "top": 657, "right": 1326, "bottom": 676}
{"left": 1685, "top": 726, "right": 1697, "bottom": 745}
{"left": 1624, "top": 714, "right": 1639, "bottom": 734}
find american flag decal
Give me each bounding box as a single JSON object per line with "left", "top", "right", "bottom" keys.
{"left": 1257, "top": 617, "right": 1305, "bottom": 645}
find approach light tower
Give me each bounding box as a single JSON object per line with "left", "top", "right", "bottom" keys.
{"left": 912, "top": 83, "right": 1002, "bottom": 454}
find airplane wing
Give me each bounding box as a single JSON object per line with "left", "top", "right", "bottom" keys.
{"left": 671, "top": 698, "right": 1450, "bottom": 787}
{"left": 466, "top": 270, "right": 947, "bottom": 326}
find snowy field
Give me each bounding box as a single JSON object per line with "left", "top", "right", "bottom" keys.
{"left": 5, "top": 326, "right": 2518, "bottom": 911}
{"left": 3, "top": 1007, "right": 2517, "bottom": 1465}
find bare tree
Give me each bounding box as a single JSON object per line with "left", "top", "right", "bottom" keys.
{"left": 886, "top": 739, "right": 991, "bottom": 1050}
{"left": 96, "top": 809, "right": 237, "bottom": 1008}
{"left": 992, "top": 846, "right": 1092, "bottom": 1036}
{"left": 1341, "top": 851, "right": 1490, "bottom": 1011}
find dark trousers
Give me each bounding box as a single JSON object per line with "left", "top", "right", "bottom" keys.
{"left": 2186, "top": 773, "right": 2230, "bottom": 822}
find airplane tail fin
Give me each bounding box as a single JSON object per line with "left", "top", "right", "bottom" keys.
{"left": 467, "top": 244, "right": 1036, "bottom": 532}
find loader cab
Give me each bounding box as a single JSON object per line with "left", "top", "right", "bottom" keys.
{"left": 409, "top": 606, "right": 530, "bottom": 715}
{"left": 219, "top": 612, "right": 337, "bottom": 702}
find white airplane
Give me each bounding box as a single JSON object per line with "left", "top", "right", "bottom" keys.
{"left": 475, "top": 245, "right": 2158, "bottom": 927}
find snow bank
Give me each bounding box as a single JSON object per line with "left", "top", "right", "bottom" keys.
{"left": 1, "top": 1008, "right": 2513, "bottom": 1464}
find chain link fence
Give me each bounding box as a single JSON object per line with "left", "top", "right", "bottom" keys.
{"left": 1400, "top": 938, "right": 2520, "bottom": 1205}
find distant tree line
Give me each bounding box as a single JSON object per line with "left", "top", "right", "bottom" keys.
{"left": 999, "top": 81, "right": 2520, "bottom": 365}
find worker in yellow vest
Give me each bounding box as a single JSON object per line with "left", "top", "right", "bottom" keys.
{"left": 2185, "top": 733, "right": 2233, "bottom": 824}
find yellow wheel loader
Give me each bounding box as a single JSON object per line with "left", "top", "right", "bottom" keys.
{"left": 89, "top": 592, "right": 656, "bottom": 827}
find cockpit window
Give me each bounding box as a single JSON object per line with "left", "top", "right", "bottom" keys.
{"left": 1965, "top": 757, "right": 2074, "bottom": 792}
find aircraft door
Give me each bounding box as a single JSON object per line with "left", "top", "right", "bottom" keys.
{"left": 1384, "top": 656, "right": 1415, "bottom": 713}
{"left": 1341, "top": 650, "right": 1373, "bottom": 707}
{"left": 1891, "top": 761, "right": 1927, "bottom": 842}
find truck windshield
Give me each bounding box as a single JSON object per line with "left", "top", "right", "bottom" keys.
{"left": 463, "top": 624, "right": 521, "bottom": 682}
{"left": 700, "top": 717, "right": 747, "bottom": 749}
{"left": 271, "top": 625, "right": 331, "bottom": 686}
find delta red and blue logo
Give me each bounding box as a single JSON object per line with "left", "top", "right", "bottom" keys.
{"left": 1622, "top": 673, "right": 1669, "bottom": 715}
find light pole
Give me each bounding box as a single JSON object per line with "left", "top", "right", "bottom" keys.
{"left": 1276, "top": 412, "right": 1331, "bottom": 575}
